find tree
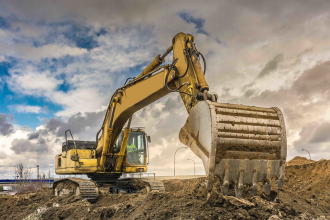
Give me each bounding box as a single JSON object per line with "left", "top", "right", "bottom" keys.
{"left": 15, "top": 163, "right": 33, "bottom": 185}
{"left": 15, "top": 163, "right": 24, "bottom": 185}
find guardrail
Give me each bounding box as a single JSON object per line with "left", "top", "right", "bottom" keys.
{"left": 120, "top": 173, "right": 156, "bottom": 180}
{"left": 0, "top": 179, "right": 55, "bottom": 183}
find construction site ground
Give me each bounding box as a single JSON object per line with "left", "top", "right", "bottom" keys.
{"left": 1, "top": 156, "right": 330, "bottom": 220}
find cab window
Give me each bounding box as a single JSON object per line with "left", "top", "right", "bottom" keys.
{"left": 127, "top": 131, "right": 146, "bottom": 165}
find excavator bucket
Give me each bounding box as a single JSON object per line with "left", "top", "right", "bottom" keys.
{"left": 179, "top": 101, "right": 286, "bottom": 197}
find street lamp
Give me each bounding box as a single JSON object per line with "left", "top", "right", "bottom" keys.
{"left": 49, "top": 166, "right": 53, "bottom": 188}
{"left": 188, "top": 159, "right": 195, "bottom": 176}
{"left": 174, "top": 147, "right": 188, "bottom": 176}
{"left": 302, "top": 149, "right": 311, "bottom": 160}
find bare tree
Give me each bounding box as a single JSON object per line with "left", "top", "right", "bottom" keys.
{"left": 13, "top": 163, "right": 40, "bottom": 193}
{"left": 23, "top": 167, "right": 33, "bottom": 185}
{"left": 15, "top": 163, "right": 24, "bottom": 185}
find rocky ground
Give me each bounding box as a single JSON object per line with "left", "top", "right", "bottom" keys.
{"left": 1, "top": 157, "right": 330, "bottom": 219}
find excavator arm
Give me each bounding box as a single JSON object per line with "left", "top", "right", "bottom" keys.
{"left": 95, "top": 32, "right": 217, "bottom": 171}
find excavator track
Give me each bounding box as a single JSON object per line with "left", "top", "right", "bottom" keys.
{"left": 88, "top": 173, "right": 166, "bottom": 193}
{"left": 114, "top": 178, "right": 165, "bottom": 193}
{"left": 53, "top": 178, "right": 99, "bottom": 202}
{"left": 180, "top": 101, "right": 287, "bottom": 197}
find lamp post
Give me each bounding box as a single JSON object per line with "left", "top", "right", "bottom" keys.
{"left": 174, "top": 147, "right": 188, "bottom": 176}
{"left": 302, "top": 149, "right": 311, "bottom": 160}
{"left": 188, "top": 159, "right": 195, "bottom": 176}
{"left": 49, "top": 166, "right": 52, "bottom": 188}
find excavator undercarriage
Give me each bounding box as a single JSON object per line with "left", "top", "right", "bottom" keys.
{"left": 53, "top": 176, "right": 164, "bottom": 202}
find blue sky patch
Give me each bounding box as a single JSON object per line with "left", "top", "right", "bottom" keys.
{"left": 179, "top": 12, "right": 209, "bottom": 36}
{"left": 96, "top": 28, "right": 107, "bottom": 37}
{"left": 0, "top": 62, "right": 63, "bottom": 129}
{"left": 63, "top": 24, "right": 99, "bottom": 50}
{"left": 0, "top": 16, "right": 9, "bottom": 29}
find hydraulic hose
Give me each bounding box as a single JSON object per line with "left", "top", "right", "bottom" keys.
{"left": 124, "top": 77, "right": 135, "bottom": 85}
{"left": 165, "top": 58, "right": 194, "bottom": 98}
{"left": 178, "top": 49, "right": 190, "bottom": 78}
{"left": 197, "top": 52, "right": 206, "bottom": 76}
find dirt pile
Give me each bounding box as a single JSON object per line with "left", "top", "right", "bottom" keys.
{"left": 1, "top": 157, "right": 330, "bottom": 219}
{"left": 286, "top": 156, "right": 315, "bottom": 166}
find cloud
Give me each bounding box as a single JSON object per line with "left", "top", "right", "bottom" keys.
{"left": 28, "top": 132, "right": 39, "bottom": 140}
{"left": 16, "top": 44, "right": 88, "bottom": 61}
{"left": 179, "top": 12, "right": 209, "bottom": 36}
{"left": 257, "top": 54, "right": 284, "bottom": 78}
{"left": 11, "top": 138, "right": 49, "bottom": 154}
{"left": 0, "top": 44, "right": 88, "bottom": 61}
{"left": 291, "top": 122, "right": 330, "bottom": 159}
{"left": 6, "top": 66, "right": 63, "bottom": 96}
{"left": 291, "top": 60, "right": 330, "bottom": 100}
{"left": 8, "top": 104, "right": 42, "bottom": 113}
{"left": 0, "top": 113, "right": 14, "bottom": 136}
{"left": 309, "top": 122, "right": 330, "bottom": 143}
{"left": 25, "top": 110, "right": 106, "bottom": 145}
{"left": 0, "top": 151, "right": 7, "bottom": 159}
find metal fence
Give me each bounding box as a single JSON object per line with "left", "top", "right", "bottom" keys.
{"left": 120, "top": 173, "right": 156, "bottom": 180}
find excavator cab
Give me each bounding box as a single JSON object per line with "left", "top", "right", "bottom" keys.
{"left": 55, "top": 128, "right": 149, "bottom": 175}
{"left": 113, "top": 128, "right": 148, "bottom": 166}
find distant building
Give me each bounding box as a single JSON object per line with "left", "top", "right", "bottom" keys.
{"left": 3, "top": 186, "right": 13, "bottom": 191}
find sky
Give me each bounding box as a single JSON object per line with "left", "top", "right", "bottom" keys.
{"left": 1, "top": 0, "right": 330, "bottom": 178}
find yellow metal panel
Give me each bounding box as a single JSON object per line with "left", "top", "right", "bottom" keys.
{"left": 123, "top": 166, "right": 147, "bottom": 173}
{"left": 55, "top": 150, "right": 97, "bottom": 174}
{"left": 115, "top": 128, "right": 130, "bottom": 171}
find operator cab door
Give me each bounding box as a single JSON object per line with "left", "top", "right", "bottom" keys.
{"left": 113, "top": 130, "right": 147, "bottom": 166}
{"left": 126, "top": 131, "right": 146, "bottom": 165}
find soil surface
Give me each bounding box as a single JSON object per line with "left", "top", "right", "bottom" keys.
{"left": 1, "top": 157, "right": 330, "bottom": 219}
{"left": 286, "top": 156, "right": 315, "bottom": 166}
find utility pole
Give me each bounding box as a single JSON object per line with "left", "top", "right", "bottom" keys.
{"left": 49, "top": 166, "right": 52, "bottom": 188}
{"left": 37, "top": 165, "right": 39, "bottom": 179}
{"left": 188, "top": 159, "right": 195, "bottom": 175}
{"left": 174, "top": 147, "right": 188, "bottom": 176}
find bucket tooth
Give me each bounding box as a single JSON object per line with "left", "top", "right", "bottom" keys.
{"left": 234, "top": 171, "right": 244, "bottom": 198}
{"left": 250, "top": 171, "right": 258, "bottom": 196}
{"left": 276, "top": 179, "right": 284, "bottom": 190}
{"left": 205, "top": 179, "right": 214, "bottom": 191}
{"left": 220, "top": 168, "right": 229, "bottom": 195}
{"left": 276, "top": 165, "right": 284, "bottom": 190}
{"left": 263, "top": 167, "right": 271, "bottom": 194}
{"left": 263, "top": 182, "right": 271, "bottom": 194}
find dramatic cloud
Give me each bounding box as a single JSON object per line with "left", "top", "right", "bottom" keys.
{"left": 11, "top": 138, "right": 49, "bottom": 154}
{"left": 309, "top": 122, "right": 330, "bottom": 143}
{"left": 257, "top": 54, "right": 283, "bottom": 79}
{"left": 0, "top": 113, "right": 13, "bottom": 136}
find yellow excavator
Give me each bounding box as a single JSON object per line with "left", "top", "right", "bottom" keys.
{"left": 54, "top": 32, "right": 287, "bottom": 201}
